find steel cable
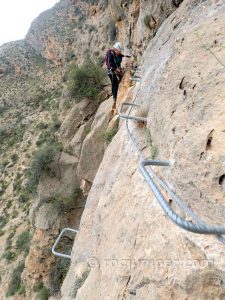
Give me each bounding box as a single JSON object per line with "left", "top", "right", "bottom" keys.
{"left": 122, "top": 69, "right": 225, "bottom": 243}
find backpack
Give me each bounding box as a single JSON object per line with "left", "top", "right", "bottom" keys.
{"left": 104, "top": 49, "right": 116, "bottom": 69}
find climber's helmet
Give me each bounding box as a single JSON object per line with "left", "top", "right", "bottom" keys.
{"left": 113, "top": 42, "right": 124, "bottom": 54}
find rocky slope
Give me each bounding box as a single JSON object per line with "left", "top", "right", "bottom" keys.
{"left": 0, "top": 37, "right": 62, "bottom": 299}
{"left": 1, "top": 0, "right": 224, "bottom": 299}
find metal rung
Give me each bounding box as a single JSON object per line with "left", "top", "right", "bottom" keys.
{"left": 130, "top": 76, "right": 141, "bottom": 82}
{"left": 52, "top": 228, "right": 78, "bottom": 259}
{"left": 140, "top": 160, "right": 225, "bottom": 235}
{"left": 119, "top": 102, "right": 147, "bottom": 122}
{"left": 132, "top": 67, "right": 141, "bottom": 72}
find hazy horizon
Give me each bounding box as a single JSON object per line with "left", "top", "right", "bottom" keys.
{"left": 0, "top": 0, "right": 59, "bottom": 46}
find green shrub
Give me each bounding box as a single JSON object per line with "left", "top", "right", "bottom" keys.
{"left": 36, "top": 89, "right": 61, "bottom": 111}
{"left": 103, "top": 124, "right": 119, "bottom": 145}
{"left": 6, "top": 200, "right": 12, "bottom": 208}
{"left": 96, "top": 56, "right": 105, "bottom": 67}
{"left": 84, "top": 126, "right": 91, "bottom": 136}
{"left": 6, "top": 261, "right": 25, "bottom": 297}
{"left": 83, "top": 48, "right": 90, "bottom": 57}
{"left": 51, "top": 115, "right": 61, "bottom": 132}
{"left": 5, "top": 229, "right": 16, "bottom": 250}
{"left": 18, "top": 190, "right": 30, "bottom": 203}
{"left": 36, "top": 117, "right": 61, "bottom": 147}
{"left": 1, "top": 160, "right": 9, "bottom": 168}
{"left": 13, "top": 179, "right": 22, "bottom": 193}
{"left": 151, "top": 145, "right": 159, "bottom": 159}
{"left": 36, "top": 122, "right": 49, "bottom": 130}
{"left": 53, "top": 187, "right": 82, "bottom": 213}
{"left": 144, "top": 15, "right": 151, "bottom": 28}
{"left": 27, "top": 144, "right": 58, "bottom": 192}
{"left": 18, "top": 285, "right": 26, "bottom": 295}
{"left": 33, "top": 282, "right": 44, "bottom": 292}
{"left": 49, "top": 258, "right": 70, "bottom": 295}
{"left": 37, "top": 287, "right": 49, "bottom": 300}
{"left": 11, "top": 210, "right": 18, "bottom": 219}
{"left": 36, "top": 131, "right": 55, "bottom": 147}
{"left": 61, "top": 187, "right": 82, "bottom": 210}
{"left": 0, "top": 127, "right": 7, "bottom": 138}
{"left": 68, "top": 61, "right": 107, "bottom": 101}
{"left": 66, "top": 51, "right": 76, "bottom": 62}
{"left": 93, "top": 50, "right": 100, "bottom": 56}
{"left": 146, "top": 128, "right": 159, "bottom": 159}
{"left": 16, "top": 231, "right": 30, "bottom": 254}
{"left": 3, "top": 250, "right": 16, "bottom": 262}
{"left": 10, "top": 153, "right": 19, "bottom": 163}
{"left": 0, "top": 125, "right": 26, "bottom": 155}
{"left": 84, "top": 0, "right": 99, "bottom": 4}
{"left": 88, "top": 25, "right": 97, "bottom": 33}
{"left": 0, "top": 214, "right": 9, "bottom": 229}
{"left": 5, "top": 239, "right": 12, "bottom": 251}
{"left": 144, "top": 14, "right": 157, "bottom": 30}
{"left": 7, "top": 125, "right": 27, "bottom": 149}
{"left": 0, "top": 181, "right": 7, "bottom": 196}
{"left": 8, "top": 229, "right": 16, "bottom": 239}
{"left": 0, "top": 105, "right": 8, "bottom": 116}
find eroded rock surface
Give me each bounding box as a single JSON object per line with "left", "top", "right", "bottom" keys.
{"left": 62, "top": 1, "right": 225, "bottom": 299}
{"left": 1, "top": 0, "right": 225, "bottom": 298}
{"left": 77, "top": 98, "right": 114, "bottom": 182}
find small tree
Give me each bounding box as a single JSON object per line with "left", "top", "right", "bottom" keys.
{"left": 68, "top": 61, "right": 107, "bottom": 101}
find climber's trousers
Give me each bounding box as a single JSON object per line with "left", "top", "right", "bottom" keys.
{"left": 108, "top": 73, "right": 119, "bottom": 102}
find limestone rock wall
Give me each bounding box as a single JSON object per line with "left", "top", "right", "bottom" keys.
{"left": 61, "top": 0, "right": 225, "bottom": 299}
{"left": 25, "top": 0, "right": 111, "bottom": 64}
{"left": 111, "top": 0, "right": 181, "bottom": 57}
{"left": 25, "top": 0, "right": 180, "bottom": 64}
{"left": 21, "top": 96, "right": 115, "bottom": 298}
{"left": 1, "top": 0, "right": 225, "bottom": 298}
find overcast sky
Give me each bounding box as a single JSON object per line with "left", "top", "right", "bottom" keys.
{"left": 0, "top": 0, "right": 59, "bottom": 46}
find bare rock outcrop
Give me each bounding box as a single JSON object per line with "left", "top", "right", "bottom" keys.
{"left": 60, "top": 99, "right": 98, "bottom": 147}
{"left": 22, "top": 230, "right": 57, "bottom": 295}
{"left": 23, "top": 95, "right": 115, "bottom": 297}
{"left": 112, "top": 0, "right": 181, "bottom": 57}
{"left": 66, "top": 118, "right": 94, "bottom": 157}
{"left": 77, "top": 97, "right": 114, "bottom": 182}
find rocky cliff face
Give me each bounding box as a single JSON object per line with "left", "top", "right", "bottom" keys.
{"left": 1, "top": 0, "right": 224, "bottom": 299}
{"left": 25, "top": 0, "right": 180, "bottom": 64}
{"left": 25, "top": 0, "right": 110, "bottom": 64}
{"left": 61, "top": 0, "right": 225, "bottom": 299}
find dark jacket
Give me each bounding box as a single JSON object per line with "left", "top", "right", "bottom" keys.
{"left": 105, "top": 49, "right": 124, "bottom": 72}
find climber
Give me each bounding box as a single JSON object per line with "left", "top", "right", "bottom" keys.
{"left": 105, "top": 42, "right": 131, "bottom": 110}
